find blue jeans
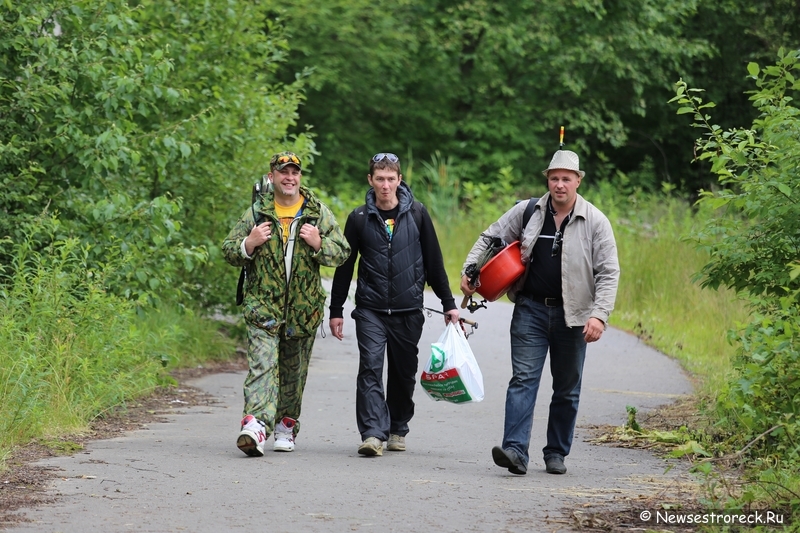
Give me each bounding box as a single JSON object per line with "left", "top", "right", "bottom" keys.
{"left": 502, "top": 295, "right": 587, "bottom": 466}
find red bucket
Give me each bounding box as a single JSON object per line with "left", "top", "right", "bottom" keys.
{"left": 476, "top": 241, "right": 525, "bottom": 302}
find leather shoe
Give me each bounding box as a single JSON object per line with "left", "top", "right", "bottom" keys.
{"left": 491, "top": 446, "right": 527, "bottom": 475}
{"left": 544, "top": 455, "right": 567, "bottom": 474}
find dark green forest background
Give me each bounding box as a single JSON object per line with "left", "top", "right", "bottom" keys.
{"left": 277, "top": 0, "right": 798, "bottom": 194}
{"left": 2, "top": 0, "right": 798, "bottom": 311}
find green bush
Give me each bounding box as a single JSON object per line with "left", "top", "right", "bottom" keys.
{"left": 0, "top": 235, "right": 165, "bottom": 446}
{"left": 671, "top": 49, "right": 800, "bottom": 468}
{"left": 0, "top": 0, "right": 313, "bottom": 312}
{"left": 719, "top": 297, "right": 800, "bottom": 463}
{"left": 0, "top": 230, "right": 236, "bottom": 462}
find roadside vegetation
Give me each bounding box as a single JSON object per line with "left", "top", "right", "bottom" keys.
{"left": 0, "top": 231, "right": 236, "bottom": 460}
{"left": 1, "top": 0, "right": 799, "bottom": 529}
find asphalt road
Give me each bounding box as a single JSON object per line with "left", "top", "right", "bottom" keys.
{"left": 7, "top": 289, "right": 693, "bottom": 533}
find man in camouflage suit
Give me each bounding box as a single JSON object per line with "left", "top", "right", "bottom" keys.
{"left": 223, "top": 151, "right": 350, "bottom": 456}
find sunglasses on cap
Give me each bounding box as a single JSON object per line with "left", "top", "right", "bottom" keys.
{"left": 271, "top": 153, "right": 301, "bottom": 166}
{"left": 372, "top": 153, "right": 399, "bottom": 163}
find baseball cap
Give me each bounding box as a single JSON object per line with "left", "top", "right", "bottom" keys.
{"left": 270, "top": 151, "right": 302, "bottom": 171}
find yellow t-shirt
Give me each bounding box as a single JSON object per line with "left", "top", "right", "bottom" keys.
{"left": 274, "top": 196, "right": 305, "bottom": 244}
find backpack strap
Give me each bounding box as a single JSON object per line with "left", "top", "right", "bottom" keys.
{"left": 410, "top": 201, "right": 423, "bottom": 232}
{"left": 238, "top": 197, "right": 264, "bottom": 306}
{"left": 522, "top": 197, "right": 539, "bottom": 230}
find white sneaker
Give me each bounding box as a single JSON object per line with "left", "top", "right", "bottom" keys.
{"left": 273, "top": 416, "right": 296, "bottom": 452}
{"left": 236, "top": 415, "right": 267, "bottom": 457}
{"left": 357, "top": 437, "right": 384, "bottom": 457}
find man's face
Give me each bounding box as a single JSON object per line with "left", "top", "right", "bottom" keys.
{"left": 368, "top": 168, "right": 402, "bottom": 204}
{"left": 546, "top": 169, "right": 581, "bottom": 208}
{"left": 269, "top": 165, "right": 302, "bottom": 198}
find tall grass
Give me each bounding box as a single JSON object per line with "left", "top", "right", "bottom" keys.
{"left": 590, "top": 188, "right": 749, "bottom": 392}
{"left": 0, "top": 237, "right": 236, "bottom": 468}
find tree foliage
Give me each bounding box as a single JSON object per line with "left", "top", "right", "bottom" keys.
{"left": 672, "top": 49, "right": 800, "bottom": 464}
{"left": 0, "top": 0, "right": 312, "bottom": 308}
{"left": 276, "top": 0, "right": 714, "bottom": 191}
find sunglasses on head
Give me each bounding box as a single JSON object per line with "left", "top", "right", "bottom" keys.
{"left": 551, "top": 230, "right": 563, "bottom": 257}
{"left": 372, "top": 153, "right": 399, "bottom": 163}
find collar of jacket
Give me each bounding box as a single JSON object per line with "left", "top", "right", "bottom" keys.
{"left": 365, "top": 180, "right": 414, "bottom": 217}
{"left": 537, "top": 192, "right": 589, "bottom": 221}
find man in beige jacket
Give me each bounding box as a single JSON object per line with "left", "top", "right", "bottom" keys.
{"left": 461, "top": 149, "right": 619, "bottom": 476}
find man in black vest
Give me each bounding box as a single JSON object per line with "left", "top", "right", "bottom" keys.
{"left": 329, "top": 153, "right": 459, "bottom": 457}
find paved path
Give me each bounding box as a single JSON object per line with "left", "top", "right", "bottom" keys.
{"left": 7, "top": 290, "right": 693, "bottom": 532}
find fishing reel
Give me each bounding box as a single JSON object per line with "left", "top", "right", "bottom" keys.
{"left": 461, "top": 295, "right": 488, "bottom": 314}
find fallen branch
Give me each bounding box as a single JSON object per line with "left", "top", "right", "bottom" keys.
{"left": 696, "top": 424, "right": 784, "bottom": 465}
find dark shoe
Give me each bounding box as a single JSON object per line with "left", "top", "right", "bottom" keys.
{"left": 491, "top": 446, "right": 527, "bottom": 475}
{"left": 544, "top": 455, "right": 567, "bottom": 474}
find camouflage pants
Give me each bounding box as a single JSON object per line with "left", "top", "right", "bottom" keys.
{"left": 243, "top": 324, "right": 314, "bottom": 437}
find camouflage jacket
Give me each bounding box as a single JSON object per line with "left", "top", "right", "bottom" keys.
{"left": 222, "top": 186, "right": 350, "bottom": 338}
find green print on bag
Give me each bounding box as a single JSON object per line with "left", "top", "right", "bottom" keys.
{"left": 420, "top": 369, "right": 473, "bottom": 403}
{"left": 429, "top": 345, "right": 446, "bottom": 373}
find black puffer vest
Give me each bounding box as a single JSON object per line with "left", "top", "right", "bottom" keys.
{"left": 354, "top": 182, "right": 425, "bottom": 314}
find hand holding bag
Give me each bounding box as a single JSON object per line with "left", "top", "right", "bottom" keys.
{"left": 420, "top": 322, "right": 484, "bottom": 403}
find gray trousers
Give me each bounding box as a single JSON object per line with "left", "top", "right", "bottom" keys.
{"left": 352, "top": 307, "right": 425, "bottom": 440}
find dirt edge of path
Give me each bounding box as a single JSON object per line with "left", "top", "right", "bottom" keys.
{"left": 0, "top": 358, "right": 248, "bottom": 529}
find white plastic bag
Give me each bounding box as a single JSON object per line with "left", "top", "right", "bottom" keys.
{"left": 420, "top": 322, "right": 484, "bottom": 403}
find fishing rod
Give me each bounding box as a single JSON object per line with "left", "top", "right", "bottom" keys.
{"left": 422, "top": 307, "right": 478, "bottom": 339}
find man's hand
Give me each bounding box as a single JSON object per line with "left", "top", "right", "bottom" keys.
{"left": 583, "top": 317, "right": 605, "bottom": 343}
{"left": 245, "top": 221, "right": 272, "bottom": 256}
{"left": 460, "top": 274, "right": 477, "bottom": 296}
{"left": 329, "top": 318, "right": 344, "bottom": 340}
{"left": 444, "top": 309, "right": 460, "bottom": 325}
{"left": 299, "top": 223, "right": 322, "bottom": 251}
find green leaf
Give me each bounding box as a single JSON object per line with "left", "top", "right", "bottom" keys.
{"left": 178, "top": 142, "right": 191, "bottom": 158}
{"left": 747, "top": 62, "right": 760, "bottom": 77}
{"left": 676, "top": 107, "right": 694, "bottom": 115}
{"left": 777, "top": 183, "right": 791, "bottom": 197}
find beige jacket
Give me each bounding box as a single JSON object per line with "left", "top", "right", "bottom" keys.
{"left": 462, "top": 193, "right": 619, "bottom": 327}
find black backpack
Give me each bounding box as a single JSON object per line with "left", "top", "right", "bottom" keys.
{"left": 235, "top": 177, "right": 272, "bottom": 305}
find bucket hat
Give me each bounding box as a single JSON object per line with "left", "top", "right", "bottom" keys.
{"left": 542, "top": 150, "right": 585, "bottom": 178}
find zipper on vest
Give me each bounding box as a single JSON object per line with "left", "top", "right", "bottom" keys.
{"left": 387, "top": 238, "right": 393, "bottom": 313}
